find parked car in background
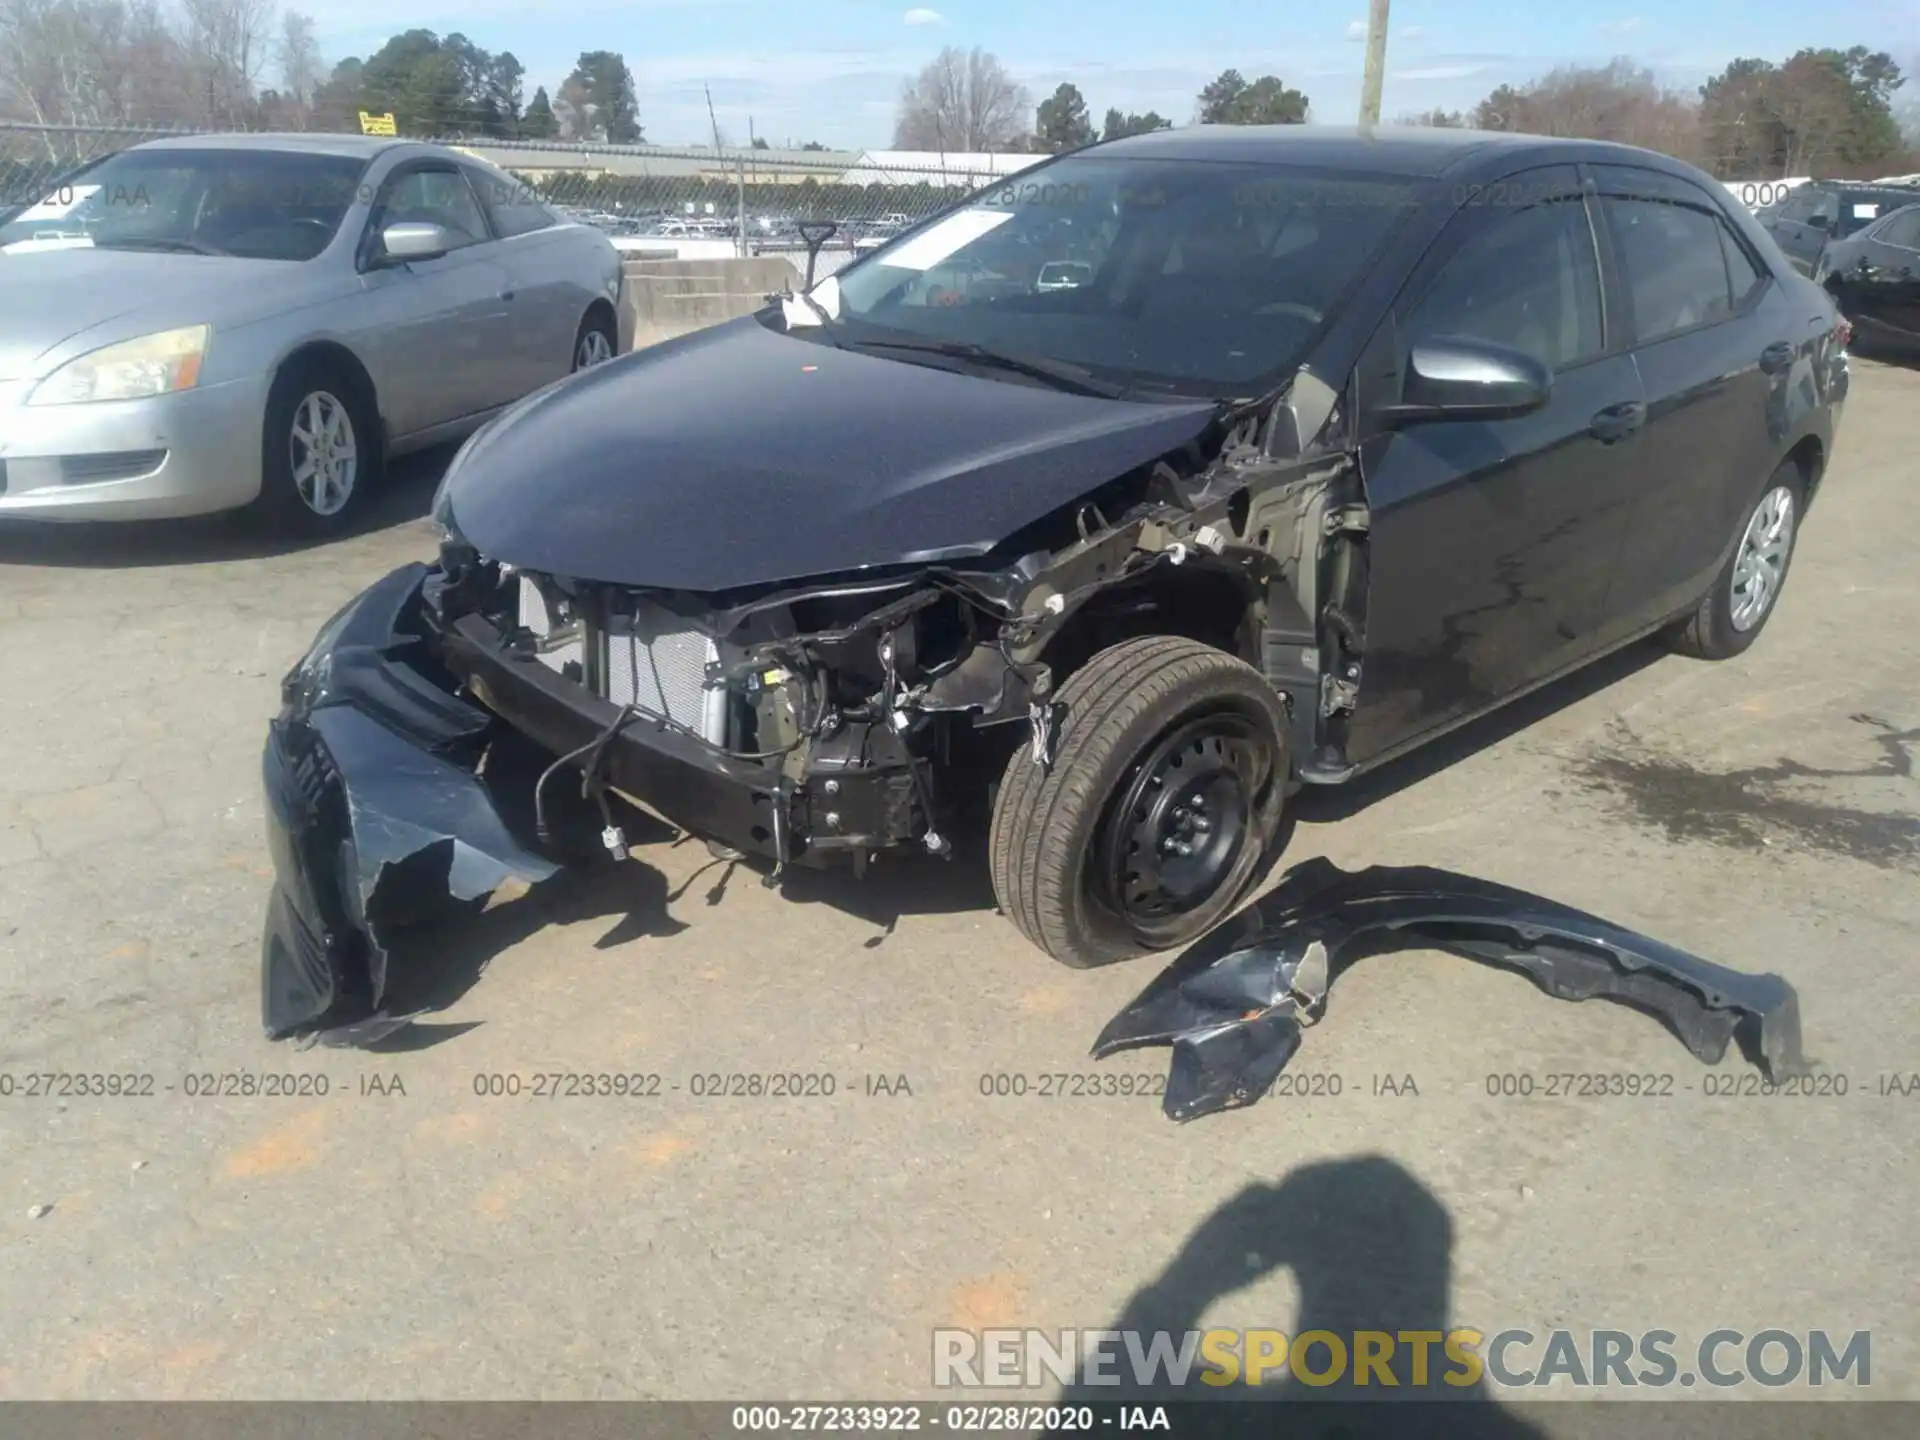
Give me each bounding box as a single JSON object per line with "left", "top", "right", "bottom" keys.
{"left": 0, "top": 134, "right": 625, "bottom": 533}
{"left": 1816, "top": 201, "right": 1920, "bottom": 350}
{"left": 1759, "top": 181, "right": 1920, "bottom": 275}
{"left": 1035, "top": 260, "right": 1095, "bottom": 291}
{"left": 261, "top": 126, "right": 1849, "bottom": 1034}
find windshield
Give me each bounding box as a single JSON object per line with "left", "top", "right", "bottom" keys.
{"left": 0, "top": 148, "right": 369, "bottom": 261}
{"left": 824, "top": 154, "right": 1419, "bottom": 396}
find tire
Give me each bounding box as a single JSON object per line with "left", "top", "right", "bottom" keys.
{"left": 249, "top": 359, "right": 379, "bottom": 538}
{"left": 1664, "top": 460, "right": 1805, "bottom": 661}
{"left": 988, "top": 636, "right": 1290, "bottom": 969}
{"left": 572, "top": 309, "right": 618, "bottom": 371}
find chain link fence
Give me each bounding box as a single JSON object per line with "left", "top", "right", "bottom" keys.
{"left": 0, "top": 120, "right": 1041, "bottom": 268}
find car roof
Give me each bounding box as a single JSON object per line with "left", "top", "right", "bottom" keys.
{"left": 127, "top": 132, "right": 414, "bottom": 160}
{"left": 1087, "top": 124, "right": 1717, "bottom": 184}
{"left": 1825, "top": 182, "right": 1920, "bottom": 199}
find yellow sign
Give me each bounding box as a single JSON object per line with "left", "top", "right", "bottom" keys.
{"left": 358, "top": 111, "right": 398, "bottom": 136}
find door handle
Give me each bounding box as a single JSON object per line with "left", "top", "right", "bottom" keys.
{"left": 498, "top": 289, "right": 516, "bottom": 301}
{"left": 1588, "top": 401, "right": 1645, "bottom": 443}
{"left": 1759, "top": 341, "right": 1795, "bottom": 374}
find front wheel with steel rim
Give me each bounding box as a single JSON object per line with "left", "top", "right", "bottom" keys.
{"left": 1664, "top": 461, "right": 1806, "bottom": 661}
{"left": 572, "top": 311, "right": 617, "bottom": 371}
{"left": 989, "top": 635, "right": 1290, "bottom": 969}
{"left": 250, "top": 361, "right": 381, "bottom": 537}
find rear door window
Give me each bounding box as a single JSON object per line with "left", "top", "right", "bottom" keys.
{"left": 1600, "top": 195, "right": 1743, "bottom": 343}
{"left": 1721, "top": 224, "right": 1766, "bottom": 304}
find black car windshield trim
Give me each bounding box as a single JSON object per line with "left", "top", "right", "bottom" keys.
{"left": 813, "top": 154, "right": 1422, "bottom": 400}
{"left": 0, "top": 149, "right": 372, "bottom": 261}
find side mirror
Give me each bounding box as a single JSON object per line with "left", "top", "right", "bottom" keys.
{"left": 1807, "top": 213, "right": 1832, "bottom": 232}
{"left": 377, "top": 221, "right": 457, "bottom": 264}
{"left": 1380, "top": 339, "right": 1552, "bottom": 425}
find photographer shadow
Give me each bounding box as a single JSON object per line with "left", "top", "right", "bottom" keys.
{"left": 1055, "top": 1156, "right": 1545, "bottom": 1438}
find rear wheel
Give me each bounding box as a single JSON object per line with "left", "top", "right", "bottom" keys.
{"left": 988, "top": 636, "right": 1289, "bottom": 969}
{"left": 1664, "top": 461, "right": 1804, "bottom": 660}
{"left": 249, "top": 360, "right": 379, "bottom": 537}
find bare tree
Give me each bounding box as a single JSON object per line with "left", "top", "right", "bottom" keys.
{"left": 276, "top": 8, "right": 318, "bottom": 120}
{"left": 177, "top": 0, "right": 275, "bottom": 126}
{"left": 0, "top": 0, "right": 165, "bottom": 131}
{"left": 893, "top": 45, "right": 1031, "bottom": 151}
{"left": 1473, "top": 59, "right": 1701, "bottom": 163}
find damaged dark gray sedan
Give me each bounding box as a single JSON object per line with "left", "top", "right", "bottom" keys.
{"left": 262, "top": 125, "right": 1850, "bottom": 1039}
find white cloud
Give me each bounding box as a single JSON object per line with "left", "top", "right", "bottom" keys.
{"left": 903, "top": 7, "right": 944, "bottom": 24}
{"left": 1345, "top": 20, "right": 1366, "bottom": 40}
{"left": 1402, "top": 24, "right": 1425, "bottom": 39}
{"left": 1600, "top": 17, "right": 1645, "bottom": 34}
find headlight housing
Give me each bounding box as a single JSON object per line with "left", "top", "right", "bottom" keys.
{"left": 29, "top": 324, "right": 210, "bottom": 405}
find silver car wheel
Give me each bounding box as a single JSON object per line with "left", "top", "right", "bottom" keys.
{"left": 289, "top": 391, "right": 358, "bottom": 517}
{"left": 574, "top": 327, "right": 614, "bottom": 370}
{"left": 1728, "top": 483, "right": 1795, "bottom": 633}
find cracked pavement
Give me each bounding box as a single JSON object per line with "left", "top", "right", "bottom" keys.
{"left": 0, "top": 365, "right": 1915, "bottom": 1402}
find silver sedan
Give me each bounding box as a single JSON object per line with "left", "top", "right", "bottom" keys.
{"left": 0, "top": 134, "right": 627, "bottom": 533}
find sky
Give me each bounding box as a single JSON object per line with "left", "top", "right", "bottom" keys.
{"left": 308, "top": 0, "right": 1920, "bottom": 150}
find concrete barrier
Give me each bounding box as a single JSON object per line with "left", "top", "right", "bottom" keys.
{"left": 620, "top": 255, "right": 807, "bottom": 350}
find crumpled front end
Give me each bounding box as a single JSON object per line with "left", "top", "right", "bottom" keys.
{"left": 260, "top": 563, "right": 557, "bottom": 1044}
{"left": 1096, "top": 858, "right": 1810, "bottom": 1121}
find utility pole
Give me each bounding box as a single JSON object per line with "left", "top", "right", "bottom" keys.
{"left": 1358, "top": 0, "right": 1390, "bottom": 127}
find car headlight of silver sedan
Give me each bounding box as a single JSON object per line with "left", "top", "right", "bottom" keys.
{"left": 28, "top": 324, "right": 211, "bottom": 405}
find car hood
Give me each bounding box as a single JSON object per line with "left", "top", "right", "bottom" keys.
{"left": 442, "top": 315, "right": 1219, "bottom": 593}
{"left": 0, "top": 247, "right": 291, "bottom": 379}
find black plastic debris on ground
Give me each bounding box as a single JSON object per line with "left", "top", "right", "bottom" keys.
{"left": 1093, "top": 857, "right": 1810, "bottom": 1122}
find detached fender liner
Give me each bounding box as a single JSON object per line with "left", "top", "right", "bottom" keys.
{"left": 261, "top": 565, "right": 559, "bottom": 1045}
{"left": 1095, "top": 858, "right": 1810, "bottom": 1122}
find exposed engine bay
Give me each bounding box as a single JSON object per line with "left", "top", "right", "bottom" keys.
{"left": 423, "top": 373, "right": 1368, "bottom": 877}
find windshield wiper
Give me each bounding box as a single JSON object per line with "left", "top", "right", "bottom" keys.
{"left": 845, "top": 336, "right": 1126, "bottom": 399}
{"left": 93, "top": 235, "right": 229, "bottom": 257}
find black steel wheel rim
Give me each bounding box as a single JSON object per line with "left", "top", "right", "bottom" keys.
{"left": 1096, "top": 709, "right": 1271, "bottom": 928}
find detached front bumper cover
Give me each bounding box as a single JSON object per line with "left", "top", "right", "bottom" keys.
{"left": 1095, "top": 858, "right": 1810, "bottom": 1122}
{"left": 260, "top": 563, "right": 558, "bottom": 1045}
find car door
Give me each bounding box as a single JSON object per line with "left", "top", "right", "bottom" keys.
{"left": 1588, "top": 165, "right": 1779, "bottom": 636}
{"left": 462, "top": 161, "right": 583, "bottom": 391}
{"left": 1832, "top": 207, "right": 1920, "bottom": 340}
{"left": 1345, "top": 166, "right": 1647, "bottom": 767}
{"left": 353, "top": 159, "right": 517, "bottom": 438}
{"left": 1780, "top": 186, "right": 1839, "bottom": 275}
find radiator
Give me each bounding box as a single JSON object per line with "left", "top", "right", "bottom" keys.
{"left": 517, "top": 576, "right": 584, "bottom": 676}
{"left": 517, "top": 579, "right": 726, "bottom": 746}
{"left": 602, "top": 602, "right": 727, "bottom": 746}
